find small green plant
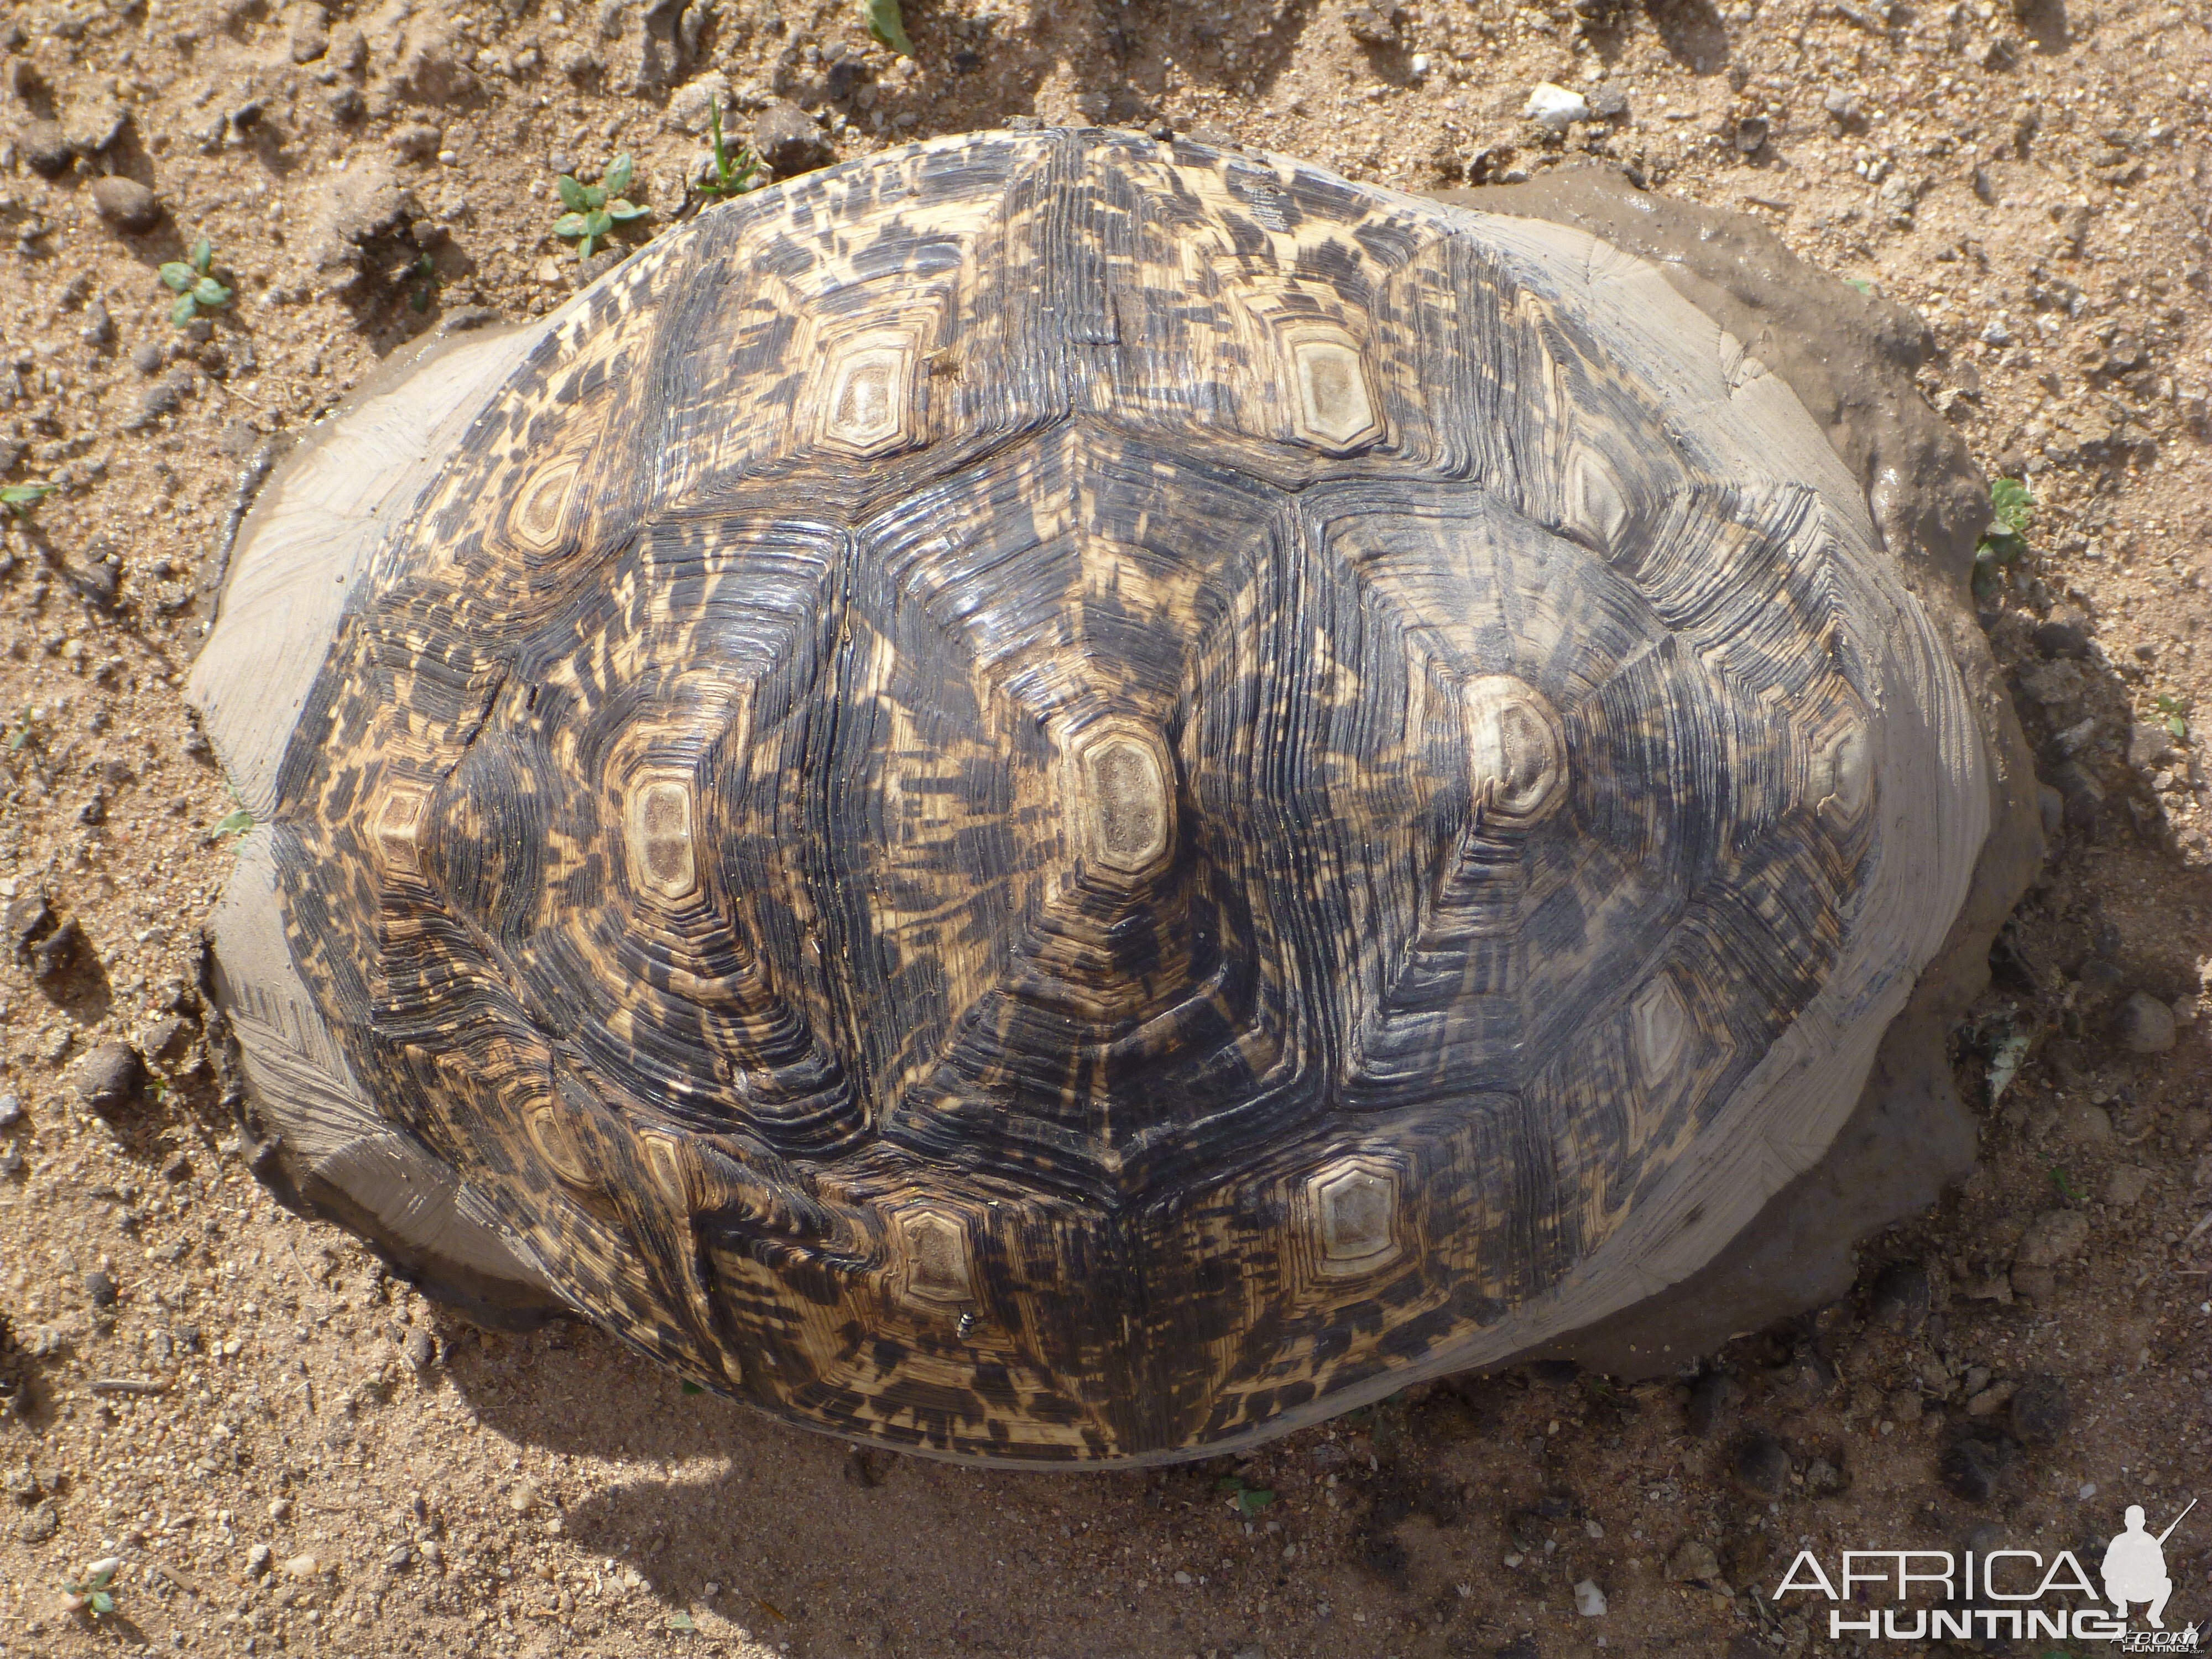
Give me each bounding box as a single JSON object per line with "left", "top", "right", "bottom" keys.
{"left": 61, "top": 1557, "right": 121, "bottom": 1618}
{"left": 1974, "top": 476, "right": 2032, "bottom": 599}
{"left": 666, "top": 1611, "right": 700, "bottom": 1632}
{"left": 695, "top": 97, "right": 761, "bottom": 203}
{"left": 1214, "top": 1474, "right": 1277, "bottom": 1516}
{"left": 554, "top": 155, "right": 649, "bottom": 261}
{"left": 1, "top": 482, "right": 53, "bottom": 517}
{"left": 407, "top": 252, "right": 440, "bottom": 315}
{"left": 2152, "top": 692, "right": 2190, "bottom": 743}
{"left": 6, "top": 708, "right": 35, "bottom": 753}
{"left": 866, "top": 0, "right": 915, "bottom": 56}
{"left": 1844, "top": 276, "right": 1877, "bottom": 296}
{"left": 2049, "top": 1165, "right": 2078, "bottom": 1204}
{"left": 159, "top": 238, "right": 231, "bottom": 327}
{"left": 213, "top": 782, "right": 253, "bottom": 838}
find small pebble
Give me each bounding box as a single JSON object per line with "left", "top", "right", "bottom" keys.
{"left": 1524, "top": 82, "right": 1590, "bottom": 132}
{"left": 2114, "top": 991, "right": 2177, "bottom": 1055}
{"left": 1666, "top": 1538, "right": 1719, "bottom": 1582}
{"left": 1573, "top": 1578, "right": 1608, "bottom": 1617}
{"left": 1730, "top": 1433, "right": 1791, "bottom": 1501}
{"left": 84, "top": 1268, "right": 119, "bottom": 1307}
{"left": 403, "top": 1328, "right": 436, "bottom": 1370}
{"left": 754, "top": 100, "right": 833, "bottom": 177}
{"left": 90, "top": 175, "right": 162, "bottom": 232}
{"left": 17, "top": 119, "right": 72, "bottom": 177}
{"left": 247, "top": 1542, "right": 273, "bottom": 1575}
{"left": 2032, "top": 618, "right": 2091, "bottom": 659}
{"left": 284, "top": 1553, "right": 320, "bottom": 1579}
{"left": 1939, "top": 1436, "right": 2015, "bottom": 1503}
{"left": 2009, "top": 1375, "right": 2070, "bottom": 1447}
{"left": 131, "top": 341, "right": 164, "bottom": 375}
{"left": 75, "top": 1041, "right": 147, "bottom": 1117}
{"left": 0, "top": 1093, "right": 21, "bottom": 1128}
{"left": 1733, "top": 114, "right": 1770, "bottom": 154}
{"left": 1588, "top": 85, "right": 1630, "bottom": 118}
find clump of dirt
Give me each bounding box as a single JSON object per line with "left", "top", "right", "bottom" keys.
{"left": 2, "top": 0, "right": 2209, "bottom": 1654}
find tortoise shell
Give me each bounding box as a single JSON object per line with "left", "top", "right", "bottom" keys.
{"left": 191, "top": 130, "right": 1994, "bottom": 1464}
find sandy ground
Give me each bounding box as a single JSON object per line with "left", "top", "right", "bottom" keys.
{"left": 2, "top": 0, "right": 2211, "bottom": 1653}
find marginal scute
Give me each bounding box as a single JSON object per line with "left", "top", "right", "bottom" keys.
{"left": 1307, "top": 1157, "right": 1404, "bottom": 1279}
{"left": 1461, "top": 675, "right": 1568, "bottom": 828}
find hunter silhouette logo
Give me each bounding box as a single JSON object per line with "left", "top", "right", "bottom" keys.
{"left": 1775, "top": 1495, "right": 2198, "bottom": 1646}
{"left": 2105, "top": 1501, "right": 2192, "bottom": 1629}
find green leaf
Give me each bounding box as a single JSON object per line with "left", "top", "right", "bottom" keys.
{"left": 89, "top": 1590, "right": 115, "bottom": 1616}
{"left": 1989, "top": 476, "right": 2032, "bottom": 538}
{"left": 680, "top": 1380, "right": 705, "bottom": 1395}
{"left": 213, "top": 808, "right": 254, "bottom": 837}
{"left": 170, "top": 294, "right": 200, "bottom": 327}
{"left": 192, "top": 276, "right": 231, "bottom": 308}
{"left": 2169, "top": 714, "right": 2190, "bottom": 740}
{"left": 666, "top": 1611, "right": 698, "bottom": 1631}
{"left": 582, "top": 182, "right": 608, "bottom": 211}
{"left": 603, "top": 153, "right": 634, "bottom": 197}
{"left": 556, "top": 174, "right": 589, "bottom": 213}
{"left": 868, "top": 0, "right": 916, "bottom": 56}
{"left": 1, "top": 483, "right": 54, "bottom": 513}
{"left": 577, "top": 231, "right": 598, "bottom": 260}
{"left": 1844, "top": 276, "right": 1876, "bottom": 295}
{"left": 554, "top": 212, "right": 590, "bottom": 237}
{"left": 159, "top": 262, "right": 195, "bottom": 292}
{"left": 608, "top": 199, "right": 648, "bottom": 221}
{"left": 190, "top": 236, "right": 212, "bottom": 273}
{"left": 410, "top": 285, "right": 432, "bottom": 314}
{"left": 583, "top": 208, "right": 614, "bottom": 238}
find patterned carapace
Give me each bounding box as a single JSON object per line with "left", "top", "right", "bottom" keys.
{"left": 239, "top": 130, "right": 1984, "bottom": 1462}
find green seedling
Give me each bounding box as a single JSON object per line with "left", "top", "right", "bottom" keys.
{"left": 2152, "top": 692, "right": 2190, "bottom": 743}
{"left": 1, "top": 482, "right": 54, "bottom": 517}
{"left": 159, "top": 238, "right": 231, "bottom": 327}
{"left": 6, "top": 708, "right": 35, "bottom": 752}
{"left": 1844, "top": 276, "right": 1877, "bottom": 296}
{"left": 61, "top": 1557, "right": 120, "bottom": 1618}
{"left": 554, "top": 154, "right": 649, "bottom": 261}
{"left": 2049, "top": 1166, "right": 2078, "bottom": 1204}
{"left": 696, "top": 97, "right": 761, "bottom": 202}
{"left": 666, "top": 1611, "right": 699, "bottom": 1632}
{"left": 1973, "top": 476, "right": 2032, "bottom": 600}
{"left": 213, "top": 782, "right": 253, "bottom": 839}
{"left": 867, "top": 0, "right": 915, "bottom": 56}
{"left": 408, "top": 252, "right": 440, "bottom": 315}
{"left": 1214, "top": 1474, "right": 1277, "bottom": 1516}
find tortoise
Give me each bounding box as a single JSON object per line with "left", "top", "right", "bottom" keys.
{"left": 188, "top": 131, "right": 2038, "bottom": 1465}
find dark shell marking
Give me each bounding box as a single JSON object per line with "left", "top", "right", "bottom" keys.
{"left": 249, "top": 131, "right": 1983, "bottom": 1463}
